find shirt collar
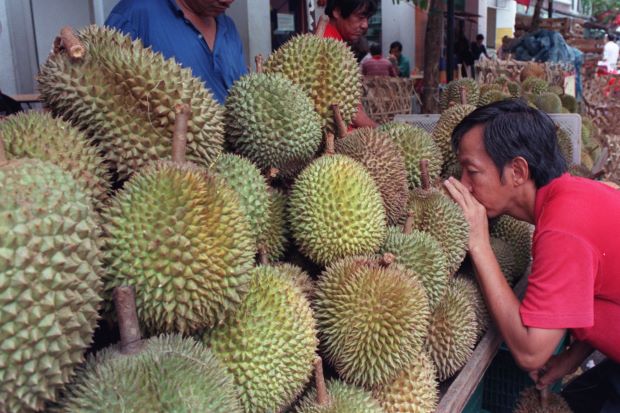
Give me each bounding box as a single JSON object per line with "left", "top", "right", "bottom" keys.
{"left": 169, "top": 0, "right": 183, "bottom": 15}
{"left": 168, "top": 1, "right": 229, "bottom": 35}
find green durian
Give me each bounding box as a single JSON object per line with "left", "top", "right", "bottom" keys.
{"left": 38, "top": 25, "right": 224, "bottom": 181}
{"left": 372, "top": 351, "right": 439, "bottom": 413}
{"left": 204, "top": 264, "right": 317, "bottom": 413}
{"left": 288, "top": 154, "right": 387, "bottom": 265}
{"left": 296, "top": 380, "right": 384, "bottom": 413}
{"left": 557, "top": 127, "right": 574, "bottom": 164}
{"left": 265, "top": 34, "right": 361, "bottom": 131}
{"left": 439, "top": 78, "right": 480, "bottom": 110}
{"left": 57, "top": 335, "right": 242, "bottom": 413}
{"left": 262, "top": 189, "right": 289, "bottom": 262}
{"left": 432, "top": 104, "right": 477, "bottom": 178}
{"left": 0, "top": 112, "right": 110, "bottom": 211}
{"left": 103, "top": 160, "right": 255, "bottom": 334}
{"left": 225, "top": 72, "right": 322, "bottom": 175}
{"left": 490, "top": 236, "right": 519, "bottom": 285}
{"left": 521, "top": 77, "right": 549, "bottom": 95}
{"left": 534, "top": 93, "right": 563, "bottom": 113}
{"left": 335, "top": 127, "right": 409, "bottom": 224}
{"left": 478, "top": 90, "right": 511, "bottom": 107}
{"left": 0, "top": 155, "right": 102, "bottom": 412}
{"left": 490, "top": 215, "right": 533, "bottom": 279}
{"left": 560, "top": 94, "right": 578, "bottom": 113}
{"left": 379, "top": 122, "right": 443, "bottom": 189}
{"left": 513, "top": 387, "right": 573, "bottom": 413}
{"left": 315, "top": 256, "right": 430, "bottom": 388}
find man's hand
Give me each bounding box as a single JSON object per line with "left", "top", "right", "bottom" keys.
{"left": 529, "top": 341, "right": 593, "bottom": 390}
{"left": 443, "top": 176, "right": 489, "bottom": 253}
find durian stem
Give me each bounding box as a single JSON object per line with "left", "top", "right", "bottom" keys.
{"left": 255, "top": 54, "right": 264, "bottom": 73}
{"left": 420, "top": 159, "right": 431, "bottom": 190}
{"left": 258, "top": 245, "right": 269, "bottom": 265}
{"left": 403, "top": 210, "right": 414, "bottom": 235}
{"left": 172, "top": 103, "right": 191, "bottom": 163}
{"left": 314, "top": 15, "right": 328, "bottom": 37}
{"left": 113, "top": 286, "right": 143, "bottom": 355}
{"left": 380, "top": 253, "right": 395, "bottom": 267}
{"left": 331, "top": 104, "right": 347, "bottom": 139}
{"left": 314, "top": 357, "right": 330, "bottom": 406}
{"left": 56, "top": 26, "right": 85, "bottom": 60}
{"left": 268, "top": 167, "right": 279, "bottom": 180}
{"left": 460, "top": 86, "right": 468, "bottom": 105}
{"left": 539, "top": 387, "right": 549, "bottom": 409}
{"left": 324, "top": 132, "right": 335, "bottom": 156}
{"left": 0, "top": 137, "right": 7, "bottom": 166}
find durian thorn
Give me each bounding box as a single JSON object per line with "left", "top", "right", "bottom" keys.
{"left": 331, "top": 104, "right": 347, "bottom": 139}
{"left": 257, "top": 245, "right": 269, "bottom": 265}
{"left": 403, "top": 210, "right": 414, "bottom": 234}
{"left": 380, "top": 253, "right": 395, "bottom": 267}
{"left": 172, "top": 103, "right": 191, "bottom": 163}
{"left": 324, "top": 132, "right": 335, "bottom": 156}
{"left": 113, "top": 286, "right": 143, "bottom": 355}
{"left": 56, "top": 26, "right": 85, "bottom": 60}
{"left": 460, "top": 86, "right": 468, "bottom": 105}
{"left": 539, "top": 387, "right": 550, "bottom": 409}
{"left": 0, "top": 137, "right": 7, "bottom": 166}
{"left": 314, "top": 357, "right": 331, "bottom": 406}
{"left": 255, "top": 54, "right": 264, "bottom": 73}
{"left": 314, "top": 15, "right": 329, "bottom": 37}
{"left": 420, "top": 159, "right": 431, "bottom": 190}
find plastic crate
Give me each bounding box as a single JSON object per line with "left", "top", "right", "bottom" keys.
{"left": 462, "top": 379, "right": 490, "bottom": 413}
{"left": 481, "top": 337, "right": 568, "bottom": 413}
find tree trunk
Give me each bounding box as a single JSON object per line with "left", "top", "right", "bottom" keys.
{"left": 422, "top": 0, "right": 443, "bottom": 113}
{"left": 548, "top": 0, "right": 553, "bottom": 19}
{"left": 530, "top": 0, "right": 545, "bottom": 31}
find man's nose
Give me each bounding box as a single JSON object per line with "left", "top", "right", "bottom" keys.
{"left": 360, "top": 18, "right": 369, "bottom": 30}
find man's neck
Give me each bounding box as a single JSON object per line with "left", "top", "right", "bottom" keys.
{"left": 177, "top": 0, "right": 216, "bottom": 26}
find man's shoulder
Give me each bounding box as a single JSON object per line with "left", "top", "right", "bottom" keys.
{"left": 106, "top": 0, "right": 173, "bottom": 25}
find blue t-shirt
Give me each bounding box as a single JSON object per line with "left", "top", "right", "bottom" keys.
{"left": 106, "top": 0, "right": 247, "bottom": 104}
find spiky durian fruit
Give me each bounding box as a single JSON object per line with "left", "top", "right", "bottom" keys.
{"left": 315, "top": 256, "right": 430, "bottom": 388}
{"left": 262, "top": 189, "right": 289, "bottom": 262}
{"left": 439, "top": 78, "right": 480, "bottom": 110}
{"left": 490, "top": 215, "right": 533, "bottom": 279}
{"left": 521, "top": 77, "right": 549, "bottom": 95}
{"left": 407, "top": 187, "right": 469, "bottom": 273}
{"left": 513, "top": 387, "right": 573, "bottom": 413}
{"left": 0, "top": 112, "right": 110, "bottom": 211}
{"left": 288, "top": 154, "right": 386, "bottom": 265}
{"left": 455, "top": 274, "right": 489, "bottom": 339}
{"left": 225, "top": 72, "right": 322, "bottom": 174}
{"left": 425, "top": 277, "right": 479, "bottom": 381}
{"left": 103, "top": 161, "right": 255, "bottom": 334}
{"left": 534, "top": 93, "right": 563, "bottom": 113}
{"left": 432, "top": 104, "right": 477, "bottom": 178}
{"left": 379, "top": 122, "right": 442, "bottom": 189}
{"left": 560, "top": 94, "right": 578, "bottom": 113}
{"left": 490, "top": 236, "right": 519, "bottom": 285}
{"left": 296, "top": 380, "right": 384, "bottom": 413}
{"left": 478, "top": 90, "right": 511, "bottom": 107}
{"left": 380, "top": 224, "right": 449, "bottom": 309}
{"left": 480, "top": 83, "right": 502, "bottom": 96}
{"left": 556, "top": 127, "right": 574, "bottom": 163}
{"left": 507, "top": 80, "right": 522, "bottom": 97}
{"left": 335, "top": 128, "right": 408, "bottom": 224}
{"left": 203, "top": 265, "right": 317, "bottom": 413}
{"left": 0, "top": 157, "right": 102, "bottom": 413}
{"left": 57, "top": 335, "right": 242, "bottom": 413}
{"left": 372, "top": 351, "right": 439, "bottom": 413}
{"left": 265, "top": 34, "right": 361, "bottom": 131}
{"left": 210, "top": 154, "right": 271, "bottom": 249}
{"left": 38, "top": 25, "right": 224, "bottom": 181}
{"left": 569, "top": 163, "right": 592, "bottom": 178}
{"left": 548, "top": 85, "right": 564, "bottom": 95}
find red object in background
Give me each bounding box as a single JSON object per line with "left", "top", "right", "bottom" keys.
{"left": 615, "top": 13, "right": 620, "bottom": 25}
{"left": 515, "top": 0, "right": 531, "bottom": 7}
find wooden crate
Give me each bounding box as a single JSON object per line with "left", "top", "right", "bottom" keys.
{"left": 361, "top": 76, "right": 419, "bottom": 124}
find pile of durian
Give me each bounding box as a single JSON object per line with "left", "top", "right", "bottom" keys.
{"left": 1, "top": 25, "right": 546, "bottom": 413}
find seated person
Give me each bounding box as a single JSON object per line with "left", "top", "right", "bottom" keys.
{"left": 362, "top": 43, "right": 397, "bottom": 76}
{"left": 389, "top": 41, "right": 411, "bottom": 78}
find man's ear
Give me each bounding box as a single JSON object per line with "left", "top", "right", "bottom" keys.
{"left": 511, "top": 156, "right": 530, "bottom": 186}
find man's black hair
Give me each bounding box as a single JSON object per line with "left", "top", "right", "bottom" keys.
{"left": 451, "top": 99, "right": 567, "bottom": 188}
{"left": 608, "top": 33, "right": 616, "bottom": 42}
{"left": 476, "top": 34, "right": 484, "bottom": 41}
{"left": 325, "top": 0, "right": 378, "bottom": 19}
{"left": 390, "top": 41, "right": 403, "bottom": 52}
{"left": 369, "top": 42, "right": 382, "bottom": 56}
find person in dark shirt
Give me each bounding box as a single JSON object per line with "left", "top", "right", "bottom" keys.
{"left": 471, "top": 34, "right": 490, "bottom": 61}
{"left": 389, "top": 41, "right": 411, "bottom": 78}
{"left": 106, "top": 0, "right": 246, "bottom": 104}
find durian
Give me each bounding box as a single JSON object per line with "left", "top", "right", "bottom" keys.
{"left": 439, "top": 78, "right": 480, "bottom": 110}
{"left": 490, "top": 236, "right": 519, "bottom": 285}
{"left": 490, "top": 215, "right": 533, "bottom": 278}
{"left": 513, "top": 387, "right": 573, "bottom": 413}
{"left": 296, "top": 379, "right": 384, "bottom": 413}
{"left": 534, "top": 93, "right": 563, "bottom": 113}
{"left": 432, "top": 104, "right": 477, "bottom": 178}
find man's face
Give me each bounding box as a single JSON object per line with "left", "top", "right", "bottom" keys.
{"left": 390, "top": 47, "right": 401, "bottom": 58}
{"left": 457, "top": 125, "right": 513, "bottom": 218}
{"left": 333, "top": 8, "right": 370, "bottom": 43}
{"left": 182, "top": 0, "right": 233, "bottom": 17}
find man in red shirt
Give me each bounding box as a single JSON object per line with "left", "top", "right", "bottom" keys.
{"left": 323, "top": 0, "right": 378, "bottom": 128}
{"left": 443, "top": 99, "right": 620, "bottom": 413}
{"left": 361, "top": 43, "right": 398, "bottom": 77}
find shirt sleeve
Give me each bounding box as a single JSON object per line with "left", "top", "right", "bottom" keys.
{"left": 520, "top": 229, "right": 597, "bottom": 329}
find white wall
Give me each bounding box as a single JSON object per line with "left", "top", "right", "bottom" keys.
{"left": 0, "top": 0, "right": 16, "bottom": 95}
{"left": 381, "top": 0, "right": 415, "bottom": 68}
{"left": 228, "top": 0, "right": 271, "bottom": 70}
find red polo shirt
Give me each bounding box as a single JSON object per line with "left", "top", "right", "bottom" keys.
{"left": 520, "top": 174, "right": 620, "bottom": 362}
{"left": 323, "top": 21, "right": 343, "bottom": 41}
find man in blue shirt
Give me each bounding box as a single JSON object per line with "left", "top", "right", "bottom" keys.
{"left": 106, "top": 0, "right": 247, "bottom": 104}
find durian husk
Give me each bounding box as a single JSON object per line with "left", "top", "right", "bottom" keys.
{"left": 265, "top": 34, "right": 361, "bottom": 132}
{"left": 432, "top": 104, "right": 477, "bottom": 179}
{"left": 489, "top": 215, "right": 533, "bottom": 279}
{"left": 490, "top": 236, "right": 519, "bottom": 286}
{"left": 315, "top": 255, "right": 430, "bottom": 388}
{"left": 38, "top": 25, "right": 224, "bottom": 181}
{"left": 295, "top": 380, "right": 384, "bottom": 413}
{"left": 513, "top": 387, "right": 573, "bottom": 413}
{"left": 203, "top": 265, "right": 318, "bottom": 413}
{"left": 439, "top": 78, "right": 480, "bottom": 110}
{"left": 0, "top": 159, "right": 102, "bottom": 413}
{"left": 335, "top": 127, "right": 409, "bottom": 224}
